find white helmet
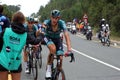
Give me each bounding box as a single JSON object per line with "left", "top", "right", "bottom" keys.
{"left": 102, "top": 18, "right": 105, "bottom": 21}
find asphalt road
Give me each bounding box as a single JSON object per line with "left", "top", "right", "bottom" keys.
{"left": 20, "top": 32, "right": 120, "bottom": 80}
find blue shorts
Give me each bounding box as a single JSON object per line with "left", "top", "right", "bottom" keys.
{"left": 44, "top": 36, "right": 64, "bottom": 55}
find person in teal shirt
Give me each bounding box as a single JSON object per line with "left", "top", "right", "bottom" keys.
{"left": 0, "top": 11, "right": 41, "bottom": 80}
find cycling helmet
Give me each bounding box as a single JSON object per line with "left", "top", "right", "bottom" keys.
{"left": 34, "top": 18, "right": 39, "bottom": 22}
{"left": 101, "top": 18, "right": 105, "bottom": 21}
{"left": 27, "top": 17, "right": 34, "bottom": 22}
{"left": 51, "top": 9, "right": 60, "bottom": 17}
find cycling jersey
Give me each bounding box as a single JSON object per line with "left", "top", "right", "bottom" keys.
{"left": 26, "top": 25, "right": 37, "bottom": 36}
{"left": 43, "top": 19, "right": 67, "bottom": 55}
{"left": 0, "top": 28, "right": 27, "bottom": 70}
{"left": 43, "top": 19, "right": 67, "bottom": 38}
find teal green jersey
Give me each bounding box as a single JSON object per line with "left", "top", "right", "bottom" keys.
{"left": 0, "top": 28, "right": 27, "bottom": 70}
{"left": 43, "top": 19, "right": 67, "bottom": 38}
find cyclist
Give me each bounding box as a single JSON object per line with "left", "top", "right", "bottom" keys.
{"left": 0, "top": 5, "right": 10, "bottom": 33}
{"left": 34, "top": 18, "right": 42, "bottom": 29}
{"left": 98, "top": 18, "right": 106, "bottom": 40}
{"left": 0, "top": 11, "right": 25, "bottom": 80}
{"left": 23, "top": 17, "right": 42, "bottom": 73}
{"left": 42, "top": 9, "right": 72, "bottom": 79}
{"left": 101, "top": 23, "right": 110, "bottom": 39}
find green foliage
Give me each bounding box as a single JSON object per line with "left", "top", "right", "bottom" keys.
{"left": 37, "top": 0, "right": 120, "bottom": 36}
{"left": 111, "top": 15, "right": 120, "bottom": 37}
{"left": 2, "top": 4, "right": 20, "bottom": 21}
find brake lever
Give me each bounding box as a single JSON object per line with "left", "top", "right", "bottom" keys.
{"left": 69, "top": 53, "right": 75, "bottom": 62}
{"left": 64, "top": 52, "right": 75, "bottom": 62}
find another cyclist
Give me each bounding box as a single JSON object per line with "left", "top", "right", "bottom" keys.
{"left": 0, "top": 5, "right": 10, "bottom": 33}
{"left": 23, "top": 17, "right": 42, "bottom": 73}
{"left": 34, "top": 18, "right": 42, "bottom": 29}
{"left": 101, "top": 23, "right": 110, "bottom": 40}
{"left": 42, "top": 9, "right": 72, "bottom": 79}
{"left": 98, "top": 18, "right": 106, "bottom": 39}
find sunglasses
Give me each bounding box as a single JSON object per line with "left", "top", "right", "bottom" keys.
{"left": 28, "top": 22, "right": 34, "bottom": 24}
{"left": 51, "top": 16, "right": 60, "bottom": 19}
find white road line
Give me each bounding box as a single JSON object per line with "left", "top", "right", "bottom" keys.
{"left": 63, "top": 44, "right": 120, "bottom": 71}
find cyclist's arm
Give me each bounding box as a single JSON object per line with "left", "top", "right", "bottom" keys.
{"left": 26, "top": 33, "right": 41, "bottom": 45}
{"left": 61, "top": 20, "right": 71, "bottom": 51}
{"left": 64, "top": 31, "right": 71, "bottom": 51}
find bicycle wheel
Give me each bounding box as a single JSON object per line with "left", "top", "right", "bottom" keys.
{"left": 55, "top": 69, "right": 66, "bottom": 80}
{"left": 37, "top": 47, "right": 42, "bottom": 69}
{"left": 32, "top": 57, "right": 38, "bottom": 80}
{"left": 106, "top": 39, "right": 110, "bottom": 47}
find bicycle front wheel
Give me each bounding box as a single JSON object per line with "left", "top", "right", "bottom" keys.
{"left": 37, "top": 48, "right": 42, "bottom": 69}
{"left": 106, "top": 40, "right": 110, "bottom": 47}
{"left": 32, "top": 58, "right": 38, "bottom": 80}
{"left": 55, "top": 69, "right": 66, "bottom": 80}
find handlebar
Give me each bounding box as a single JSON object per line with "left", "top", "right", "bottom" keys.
{"left": 64, "top": 51, "right": 75, "bottom": 63}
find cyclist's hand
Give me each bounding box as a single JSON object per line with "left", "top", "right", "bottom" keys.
{"left": 64, "top": 51, "right": 75, "bottom": 62}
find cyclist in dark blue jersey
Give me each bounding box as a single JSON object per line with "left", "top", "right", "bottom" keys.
{"left": 42, "top": 9, "right": 72, "bottom": 79}
{"left": 0, "top": 5, "right": 10, "bottom": 33}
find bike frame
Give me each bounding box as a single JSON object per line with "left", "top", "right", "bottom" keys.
{"left": 27, "top": 44, "right": 38, "bottom": 80}
{"left": 51, "top": 55, "right": 66, "bottom": 80}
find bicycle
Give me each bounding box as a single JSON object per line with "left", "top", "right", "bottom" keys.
{"left": 46, "top": 51, "right": 75, "bottom": 80}
{"left": 26, "top": 44, "right": 40, "bottom": 80}
{"left": 101, "top": 31, "right": 110, "bottom": 46}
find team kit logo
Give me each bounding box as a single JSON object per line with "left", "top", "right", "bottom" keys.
{"left": 6, "top": 36, "right": 21, "bottom": 52}
{"left": 9, "top": 36, "right": 20, "bottom": 44}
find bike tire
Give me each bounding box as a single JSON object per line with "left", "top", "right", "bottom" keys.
{"left": 32, "top": 57, "right": 38, "bottom": 80}
{"left": 107, "top": 40, "right": 110, "bottom": 47}
{"left": 37, "top": 47, "right": 42, "bottom": 69}
{"left": 55, "top": 69, "right": 66, "bottom": 80}
{"left": 28, "top": 53, "right": 32, "bottom": 74}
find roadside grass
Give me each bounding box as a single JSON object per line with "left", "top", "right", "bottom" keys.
{"left": 93, "top": 29, "right": 120, "bottom": 42}
{"left": 110, "top": 35, "right": 120, "bottom": 41}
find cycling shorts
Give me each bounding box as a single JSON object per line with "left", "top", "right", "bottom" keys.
{"left": 0, "top": 64, "right": 22, "bottom": 73}
{"left": 44, "top": 36, "right": 64, "bottom": 55}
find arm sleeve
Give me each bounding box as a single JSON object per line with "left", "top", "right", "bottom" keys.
{"left": 26, "top": 33, "right": 41, "bottom": 45}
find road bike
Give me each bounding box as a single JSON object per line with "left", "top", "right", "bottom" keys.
{"left": 46, "top": 51, "right": 75, "bottom": 80}
{"left": 36, "top": 44, "right": 42, "bottom": 69}
{"left": 101, "top": 31, "right": 110, "bottom": 46}
{"left": 26, "top": 44, "right": 42, "bottom": 80}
